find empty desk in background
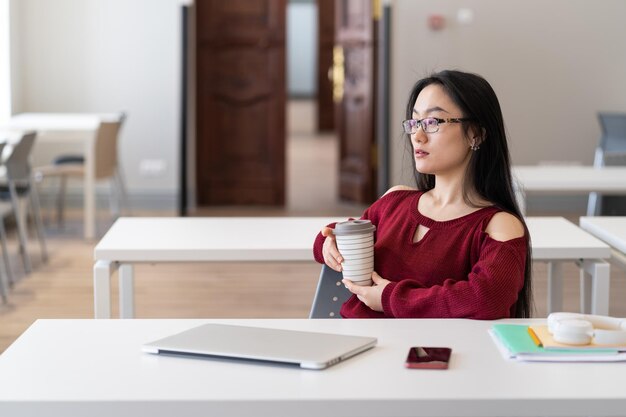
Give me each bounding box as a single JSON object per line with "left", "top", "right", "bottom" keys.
{"left": 93, "top": 216, "right": 611, "bottom": 319}
{"left": 527, "top": 217, "right": 610, "bottom": 315}
{"left": 93, "top": 217, "right": 346, "bottom": 318}
{"left": 3, "top": 113, "right": 122, "bottom": 240}
{"left": 513, "top": 165, "right": 626, "bottom": 215}
{"left": 580, "top": 216, "right": 626, "bottom": 270}
{"left": 1, "top": 318, "right": 625, "bottom": 417}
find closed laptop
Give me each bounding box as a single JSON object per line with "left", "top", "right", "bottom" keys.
{"left": 142, "top": 323, "right": 377, "bottom": 370}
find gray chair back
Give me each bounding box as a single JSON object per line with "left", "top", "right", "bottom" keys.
{"left": 309, "top": 265, "right": 351, "bottom": 319}
{"left": 598, "top": 113, "right": 626, "bottom": 154}
{"left": 5, "top": 131, "right": 36, "bottom": 182}
{"left": 588, "top": 113, "right": 626, "bottom": 215}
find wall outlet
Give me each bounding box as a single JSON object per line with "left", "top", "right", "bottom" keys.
{"left": 139, "top": 159, "right": 167, "bottom": 177}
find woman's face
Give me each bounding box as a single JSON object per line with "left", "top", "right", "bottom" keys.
{"left": 410, "top": 84, "right": 473, "bottom": 176}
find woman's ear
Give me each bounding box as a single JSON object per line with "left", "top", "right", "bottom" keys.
{"left": 467, "top": 126, "right": 486, "bottom": 151}
{"left": 471, "top": 126, "right": 487, "bottom": 146}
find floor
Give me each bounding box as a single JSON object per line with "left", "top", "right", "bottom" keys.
{"left": 0, "top": 100, "right": 625, "bottom": 353}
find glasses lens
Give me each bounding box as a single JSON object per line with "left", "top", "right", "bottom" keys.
{"left": 422, "top": 118, "right": 439, "bottom": 133}
{"left": 402, "top": 119, "right": 418, "bottom": 134}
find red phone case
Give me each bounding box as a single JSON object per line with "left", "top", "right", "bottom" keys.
{"left": 405, "top": 347, "right": 451, "bottom": 369}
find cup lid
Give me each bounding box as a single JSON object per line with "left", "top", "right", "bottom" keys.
{"left": 332, "top": 219, "right": 376, "bottom": 236}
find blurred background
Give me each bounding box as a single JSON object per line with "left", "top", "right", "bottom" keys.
{"left": 4, "top": 0, "right": 624, "bottom": 215}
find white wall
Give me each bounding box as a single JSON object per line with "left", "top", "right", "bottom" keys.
{"left": 10, "top": 0, "right": 182, "bottom": 208}
{"left": 0, "top": 0, "right": 11, "bottom": 123}
{"left": 390, "top": 0, "right": 626, "bottom": 189}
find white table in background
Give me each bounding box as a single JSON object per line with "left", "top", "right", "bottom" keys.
{"left": 93, "top": 217, "right": 346, "bottom": 318}
{"left": 93, "top": 216, "right": 611, "bottom": 319}
{"left": 512, "top": 165, "right": 626, "bottom": 215}
{"left": 1, "top": 318, "right": 625, "bottom": 417}
{"left": 580, "top": 216, "right": 626, "bottom": 270}
{"left": 528, "top": 217, "right": 611, "bottom": 315}
{"left": 4, "top": 113, "right": 122, "bottom": 240}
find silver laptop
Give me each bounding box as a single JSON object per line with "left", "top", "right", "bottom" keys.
{"left": 142, "top": 323, "right": 377, "bottom": 370}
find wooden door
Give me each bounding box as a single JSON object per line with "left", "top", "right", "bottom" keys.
{"left": 316, "top": 0, "right": 335, "bottom": 132}
{"left": 335, "top": 0, "right": 377, "bottom": 203}
{"left": 196, "top": 0, "right": 286, "bottom": 205}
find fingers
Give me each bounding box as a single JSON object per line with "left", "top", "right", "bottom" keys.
{"left": 342, "top": 279, "right": 362, "bottom": 295}
{"left": 320, "top": 227, "right": 333, "bottom": 237}
{"left": 371, "top": 271, "right": 381, "bottom": 283}
{"left": 323, "top": 246, "right": 342, "bottom": 271}
{"left": 322, "top": 231, "right": 343, "bottom": 272}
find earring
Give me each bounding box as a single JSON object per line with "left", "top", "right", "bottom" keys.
{"left": 470, "top": 141, "right": 480, "bottom": 151}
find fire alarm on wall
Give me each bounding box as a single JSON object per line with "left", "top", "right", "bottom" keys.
{"left": 427, "top": 14, "right": 446, "bottom": 31}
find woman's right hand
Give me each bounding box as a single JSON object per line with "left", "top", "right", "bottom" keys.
{"left": 321, "top": 227, "right": 343, "bottom": 272}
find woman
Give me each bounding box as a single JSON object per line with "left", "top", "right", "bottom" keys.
{"left": 313, "top": 70, "right": 532, "bottom": 319}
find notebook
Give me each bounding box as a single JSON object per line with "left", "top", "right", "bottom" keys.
{"left": 142, "top": 323, "right": 377, "bottom": 370}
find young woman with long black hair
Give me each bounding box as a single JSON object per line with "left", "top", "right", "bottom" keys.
{"left": 313, "top": 70, "right": 533, "bottom": 319}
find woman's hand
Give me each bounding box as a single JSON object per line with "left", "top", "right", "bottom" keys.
{"left": 342, "top": 272, "right": 390, "bottom": 312}
{"left": 321, "top": 226, "right": 343, "bottom": 272}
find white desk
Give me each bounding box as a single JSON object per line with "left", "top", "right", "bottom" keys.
{"left": 512, "top": 165, "right": 626, "bottom": 215}
{"left": 93, "top": 216, "right": 611, "bottom": 319}
{"left": 93, "top": 217, "right": 346, "bottom": 318}
{"left": 580, "top": 216, "right": 626, "bottom": 270}
{"left": 4, "top": 113, "right": 122, "bottom": 240}
{"left": 1, "top": 318, "right": 625, "bottom": 417}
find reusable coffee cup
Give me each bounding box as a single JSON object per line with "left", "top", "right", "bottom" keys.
{"left": 332, "top": 219, "right": 376, "bottom": 286}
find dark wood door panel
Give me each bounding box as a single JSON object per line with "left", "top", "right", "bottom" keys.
{"left": 196, "top": 0, "right": 286, "bottom": 206}
{"left": 197, "top": 0, "right": 284, "bottom": 45}
{"left": 336, "top": 0, "right": 372, "bottom": 42}
{"left": 335, "top": 0, "right": 376, "bottom": 203}
{"left": 317, "top": 0, "right": 335, "bottom": 131}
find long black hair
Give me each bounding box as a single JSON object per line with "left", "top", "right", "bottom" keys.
{"left": 405, "top": 70, "right": 533, "bottom": 318}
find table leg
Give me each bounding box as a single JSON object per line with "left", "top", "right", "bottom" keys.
{"left": 84, "top": 131, "right": 96, "bottom": 240}
{"left": 94, "top": 260, "right": 116, "bottom": 319}
{"left": 579, "top": 263, "right": 592, "bottom": 314}
{"left": 119, "top": 263, "right": 135, "bottom": 319}
{"left": 579, "top": 259, "right": 610, "bottom": 316}
{"left": 547, "top": 261, "right": 563, "bottom": 313}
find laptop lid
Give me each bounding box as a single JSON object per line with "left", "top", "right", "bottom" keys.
{"left": 142, "top": 323, "right": 377, "bottom": 370}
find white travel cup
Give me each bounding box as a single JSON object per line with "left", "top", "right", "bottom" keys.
{"left": 332, "top": 220, "right": 376, "bottom": 286}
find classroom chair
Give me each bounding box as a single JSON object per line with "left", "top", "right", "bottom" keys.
{"left": 588, "top": 113, "right": 626, "bottom": 215}
{"left": 309, "top": 264, "right": 351, "bottom": 319}
{"left": 35, "top": 112, "right": 130, "bottom": 229}
{"left": 0, "top": 132, "right": 48, "bottom": 273}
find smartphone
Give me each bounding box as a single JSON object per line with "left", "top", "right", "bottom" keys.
{"left": 405, "top": 346, "right": 452, "bottom": 369}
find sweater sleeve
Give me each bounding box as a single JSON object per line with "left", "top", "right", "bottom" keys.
{"left": 380, "top": 235, "right": 527, "bottom": 319}
{"left": 312, "top": 198, "right": 385, "bottom": 264}
{"left": 313, "top": 222, "right": 338, "bottom": 264}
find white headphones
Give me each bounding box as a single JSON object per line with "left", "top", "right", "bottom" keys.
{"left": 547, "top": 312, "right": 626, "bottom": 346}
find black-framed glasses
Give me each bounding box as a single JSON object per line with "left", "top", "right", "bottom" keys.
{"left": 402, "top": 117, "right": 471, "bottom": 134}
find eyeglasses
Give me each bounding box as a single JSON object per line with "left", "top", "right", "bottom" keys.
{"left": 402, "top": 117, "right": 471, "bottom": 134}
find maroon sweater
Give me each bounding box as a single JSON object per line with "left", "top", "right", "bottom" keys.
{"left": 313, "top": 190, "right": 527, "bottom": 319}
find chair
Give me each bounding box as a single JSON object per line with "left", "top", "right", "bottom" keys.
{"left": 35, "top": 112, "right": 130, "bottom": 228}
{"left": 0, "top": 208, "right": 11, "bottom": 304}
{"left": 0, "top": 132, "right": 48, "bottom": 273}
{"left": 0, "top": 141, "right": 14, "bottom": 303}
{"left": 587, "top": 113, "right": 626, "bottom": 216}
{"left": 309, "top": 264, "right": 351, "bottom": 319}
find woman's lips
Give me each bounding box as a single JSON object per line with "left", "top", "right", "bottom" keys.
{"left": 415, "top": 149, "right": 429, "bottom": 158}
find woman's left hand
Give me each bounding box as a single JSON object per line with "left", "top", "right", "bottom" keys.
{"left": 342, "top": 272, "right": 390, "bottom": 312}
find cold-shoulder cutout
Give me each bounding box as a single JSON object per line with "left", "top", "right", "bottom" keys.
{"left": 485, "top": 211, "right": 525, "bottom": 242}
{"left": 383, "top": 185, "right": 417, "bottom": 196}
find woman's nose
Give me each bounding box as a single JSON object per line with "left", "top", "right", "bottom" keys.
{"left": 412, "top": 129, "right": 427, "bottom": 145}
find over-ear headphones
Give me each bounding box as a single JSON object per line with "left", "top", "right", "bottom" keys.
{"left": 547, "top": 312, "right": 626, "bottom": 346}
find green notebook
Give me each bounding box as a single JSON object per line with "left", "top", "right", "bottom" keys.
{"left": 491, "top": 324, "right": 617, "bottom": 356}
